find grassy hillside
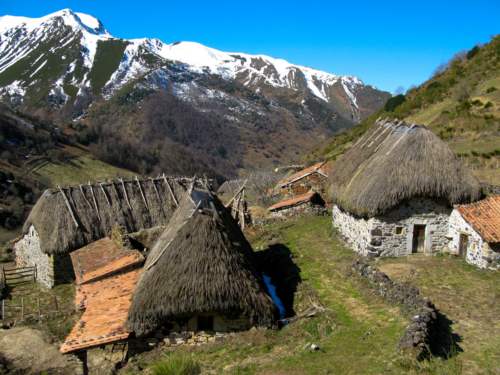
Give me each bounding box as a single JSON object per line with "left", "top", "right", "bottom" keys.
{"left": 0, "top": 104, "right": 133, "bottom": 244}
{"left": 311, "top": 35, "right": 500, "bottom": 186}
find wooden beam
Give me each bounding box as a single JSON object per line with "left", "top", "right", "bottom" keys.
{"left": 79, "top": 185, "right": 92, "bottom": 209}
{"left": 225, "top": 180, "right": 247, "bottom": 208}
{"left": 162, "top": 174, "right": 178, "bottom": 207}
{"left": 120, "top": 178, "right": 132, "bottom": 210}
{"left": 88, "top": 182, "right": 101, "bottom": 221}
{"left": 135, "top": 176, "right": 148, "bottom": 209}
{"left": 99, "top": 183, "right": 111, "bottom": 206}
{"left": 57, "top": 186, "right": 79, "bottom": 228}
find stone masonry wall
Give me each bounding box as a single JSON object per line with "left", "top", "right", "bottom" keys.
{"left": 14, "top": 225, "right": 54, "bottom": 288}
{"left": 270, "top": 203, "right": 326, "bottom": 219}
{"left": 333, "top": 199, "right": 451, "bottom": 257}
{"left": 448, "top": 209, "right": 500, "bottom": 270}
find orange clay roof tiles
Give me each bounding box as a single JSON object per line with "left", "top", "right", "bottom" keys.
{"left": 60, "top": 267, "right": 141, "bottom": 353}
{"left": 278, "top": 162, "right": 328, "bottom": 187}
{"left": 268, "top": 191, "right": 317, "bottom": 211}
{"left": 70, "top": 237, "right": 144, "bottom": 285}
{"left": 457, "top": 195, "right": 500, "bottom": 243}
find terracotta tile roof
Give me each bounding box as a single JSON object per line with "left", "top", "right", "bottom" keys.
{"left": 278, "top": 162, "right": 328, "bottom": 187}
{"left": 60, "top": 268, "right": 142, "bottom": 353}
{"left": 70, "top": 238, "right": 144, "bottom": 285}
{"left": 457, "top": 195, "right": 500, "bottom": 243}
{"left": 269, "top": 191, "right": 317, "bottom": 211}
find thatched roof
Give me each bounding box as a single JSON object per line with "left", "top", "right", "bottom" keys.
{"left": 330, "top": 119, "right": 482, "bottom": 217}
{"left": 22, "top": 175, "right": 195, "bottom": 255}
{"left": 128, "top": 188, "right": 277, "bottom": 336}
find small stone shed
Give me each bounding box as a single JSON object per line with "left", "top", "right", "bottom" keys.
{"left": 276, "top": 162, "right": 330, "bottom": 197}
{"left": 127, "top": 188, "right": 277, "bottom": 336}
{"left": 268, "top": 191, "right": 325, "bottom": 218}
{"left": 448, "top": 195, "right": 500, "bottom": 269}
{"left": 14, "top": 176, "right": 189, "bottom": 288}
{"left": 330, "top": 119, "right": 482, "bottom": 257}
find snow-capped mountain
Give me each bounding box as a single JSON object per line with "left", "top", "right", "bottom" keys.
{"left": 0, "top": 9, "right": 390, "bottom": 176}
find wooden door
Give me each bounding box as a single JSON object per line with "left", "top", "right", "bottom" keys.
{"left": 412, "top": 225, "right": 426, "bottom": 253}
{"left": 458, "top": 233, "right": 469, "bottom": 258}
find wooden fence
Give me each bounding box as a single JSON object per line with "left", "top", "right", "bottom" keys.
{"left": 0, "top": 296, "right": 61, "bottom": 322}
{"left": 2, "top": 265, "right": 36, "bottom": 287}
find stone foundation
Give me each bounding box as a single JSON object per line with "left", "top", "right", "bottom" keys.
{"left": 447, "top": 209, "right": 500, "bottom": 270}
{"left": 333, "top": 199, "right": 451, "bottom": 257}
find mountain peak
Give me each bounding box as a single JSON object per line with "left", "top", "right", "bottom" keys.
{"left": 0, "top": 9, "right": 109, "bottom": 37}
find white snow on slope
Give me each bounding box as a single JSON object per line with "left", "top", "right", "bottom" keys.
{"left": 0, "top": 9, "right": 369, "bottom": 109}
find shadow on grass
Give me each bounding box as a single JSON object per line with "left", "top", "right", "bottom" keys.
{"left": 427, "top": 310, "right": 463, "bottom": 359}
{"left": 255, "top": 244, "right": 301, "bottom": 318}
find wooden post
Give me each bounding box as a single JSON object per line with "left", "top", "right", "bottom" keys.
{"left": 57, "top": 186, "right": 79, "bottom": 228}
{"left": 54, "top": 296, "right": 59, "bottom": 312}
{"left": 20, "top": 297, "right": 24, "bottom": 320}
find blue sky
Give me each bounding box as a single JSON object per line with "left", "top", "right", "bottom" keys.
{"left": 2, "top": 0, "right": 499, "bottom": 93}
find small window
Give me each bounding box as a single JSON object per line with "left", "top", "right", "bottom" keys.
{"left": 197, "top": 316, "right": 214, "bottom": 331}
{"left": 395, "top": 226, "right": 404, "bottom": 235}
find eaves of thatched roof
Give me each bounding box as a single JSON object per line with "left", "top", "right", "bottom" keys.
{"left": 330, "top": 119, "right": 482, "bottom": 217}
{"left": 22, "top": 175, "right": 196, "bottom": 255}
{"left": 128, "top": 188, "right": 277, "bottom": 336}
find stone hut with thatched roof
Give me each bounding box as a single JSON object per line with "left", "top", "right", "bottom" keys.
{"left": 330, "top": 119, "right": 482, "bottom": 257}
{"left": 14, "top": 175, "right": 192, "bottom": 288}
{"left": 128, "top": 187, "right": 277, "bottom": 336}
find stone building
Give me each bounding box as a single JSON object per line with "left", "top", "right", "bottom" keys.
{"left": 14, "top": 176, "right": 191, "bottom": 288}
{"left": 268, "top": 191, "right": 325, "bottom": 219}
{"left": 275, "top": 161, "right": 330, "bottom": 198}
{"left": 330, "top": 119, "right": 482, "bottom": 257}
{"left": 447, "top": 195, "right": 500, "bottom": 269}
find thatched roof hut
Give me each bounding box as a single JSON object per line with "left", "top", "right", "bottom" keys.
{"left": 23, "top": 176, "right": 191, "bottom": 255}
{"left": 128, "top": 188, "right": 277, "bottom": 336}
{"left": 330, "top": 119, "right": 482, "bottom": 218}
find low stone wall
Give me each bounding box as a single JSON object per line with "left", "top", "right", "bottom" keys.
{"left": 270, "top": 204, "right": 326, "bottom": 220}
{"left": 351, "top": 259, "right": 440, "bottom": 359}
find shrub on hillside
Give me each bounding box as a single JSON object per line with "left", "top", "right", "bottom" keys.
{"left": 466, "top": 46, "right": 480, "bottom": 60}
{"left": 384, "top": 94, "right": 406, "bottom": 112}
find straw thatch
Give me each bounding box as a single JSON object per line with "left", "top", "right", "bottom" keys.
{"left": 22, "top": 176, "right": 194, "bottom": 255}
{"left": 330, "top": 119, "right": 482, "bottom": 217}
{"left": 128, "top": 188, "right": 277, "bottom": 336}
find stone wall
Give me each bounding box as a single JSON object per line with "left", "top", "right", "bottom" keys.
{"left": 270, "top": 203, "right": 326, "bottom": 219}
{"left": 447, "top": 209, "right": 500, "bottom": 269}
{"left": 14, "top": 226, "right": 54, "bottom": 288}
{"left": 283, "top": 173, "right": 328, "bottom": 197}
{"left": 168, "top": 313, "right": 252, "bottom": 333}
{"left": 332, "top": 199, "right": 451, "bottom": 257}
{"left": 351, "top": 259, "right": 441, "bottom": 359}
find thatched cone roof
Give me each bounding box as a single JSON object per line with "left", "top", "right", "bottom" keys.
{"left": 22, "top": 176, "right": 190, "bottom": 255}
{"left": 330, "top": 119, "right": 482, "bottom": 217}
{"left": 128, "top": 188, "right": 277, "bottom": 336}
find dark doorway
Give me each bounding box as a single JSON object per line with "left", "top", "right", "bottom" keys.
{"left": 412, "top": 225, "right": 426, "bottom": 253}
{"left": 458, "top": 233, "right": 469, "bottom": 258}
{"left": 197, "top": 315, "right": 214, "bottom": 331}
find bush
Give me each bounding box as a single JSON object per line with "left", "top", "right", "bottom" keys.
{"left": 466, "top": 46, "right": 480, "bottom": 60}
{"left": 384, "top": 94, "right": 406, "bottom": 112}
{"left": 485, "top": 86, "right": 497, "bottom": 93}
{"left": 151, "top": 354, "right": 201, "bottom": 375}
